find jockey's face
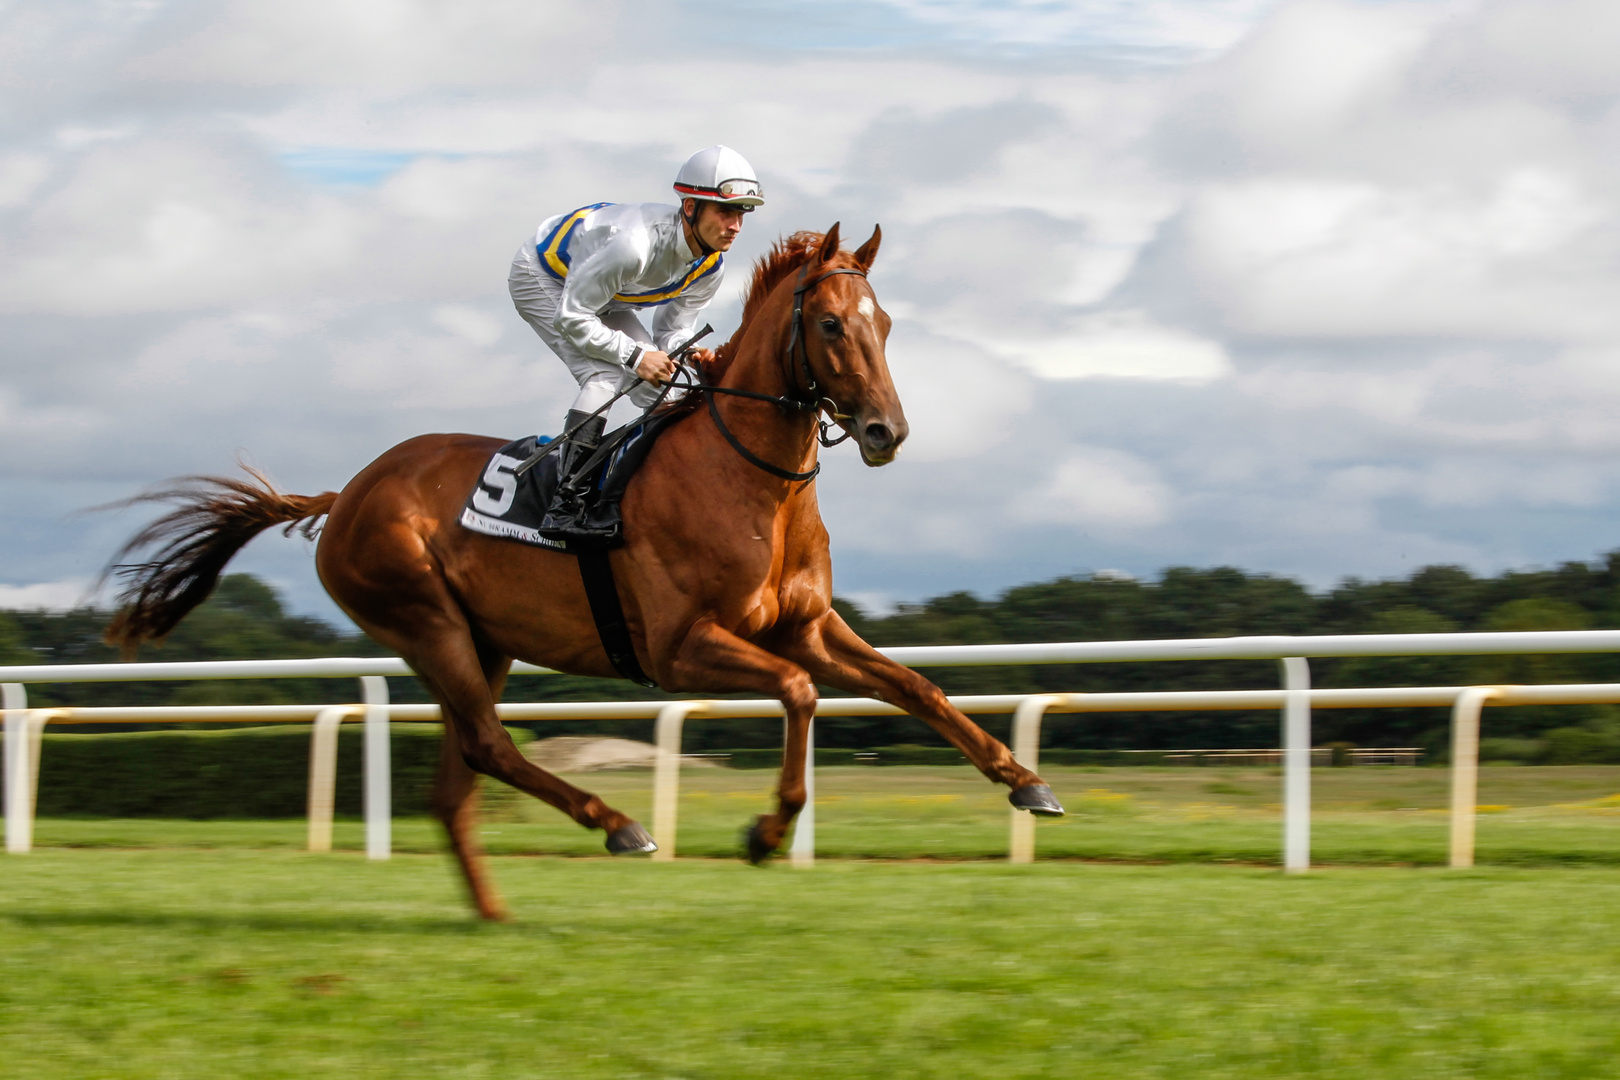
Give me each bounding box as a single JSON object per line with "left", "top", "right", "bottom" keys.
{"left": 685, "top": 199, "right": 747, "bottom": 253}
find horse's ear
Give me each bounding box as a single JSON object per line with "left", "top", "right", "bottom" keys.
{"left": 853, "top": 224, "right": 881, "bottom": 271}
{"left": 817, "top": 222, "right": 842, "bottom": 263}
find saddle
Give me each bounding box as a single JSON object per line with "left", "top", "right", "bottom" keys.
{"left": 458, "top": 407, "right": 690, "bottom": 689}
{"left": 459, "top": 407, "right": 687, "bottom": 554}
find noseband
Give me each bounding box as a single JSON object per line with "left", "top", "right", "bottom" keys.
{"left": 698, "top": 262, "right": 869, "bottom": 483}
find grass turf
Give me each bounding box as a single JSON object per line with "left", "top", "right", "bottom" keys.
{"left": 28, "top": 764, "right": 1620, "bottom": 866}
{"left": 4, "top": 852, "right": 1620, "bottom": 1077}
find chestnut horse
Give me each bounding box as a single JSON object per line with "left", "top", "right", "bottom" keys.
{"left": 106, "top": 224, "right": 1064, "bottom": 920}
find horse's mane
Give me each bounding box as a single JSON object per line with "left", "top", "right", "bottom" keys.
{"left": 738, "top": 231, "right": 825, "bottom": 328}
{"left": 710, "top": 231, "right": 826, "bottom": 380}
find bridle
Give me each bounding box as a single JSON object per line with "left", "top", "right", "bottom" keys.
{"left": 698, "top": 263, "right": 867, "bottom": 482}
{"left": 784, "top": 264, "right": 866, "bottom": 422}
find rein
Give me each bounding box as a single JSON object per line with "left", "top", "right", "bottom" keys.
{"left": 697, "top": 263, "right": 869, "bottom": 483}
{"left": 517, "top": 262, "right": 870, "bottom": 486}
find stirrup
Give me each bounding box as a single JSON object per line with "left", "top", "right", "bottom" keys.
{"left": 538, "top": 493, "right": 618, "bottom": 543}
{"left": 538, "top": 412, "right": 607, "bottom": 542}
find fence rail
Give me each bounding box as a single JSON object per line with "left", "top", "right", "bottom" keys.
{"left": 8, "top": 629, "right": 1620, "bottom": 869}
{"left": 7, "top": 629, "right": 1620, "bottom": 686}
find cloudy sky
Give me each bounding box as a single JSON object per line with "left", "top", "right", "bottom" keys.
{"left": 2, "top": 0, "right": 1618, "bottom": 622}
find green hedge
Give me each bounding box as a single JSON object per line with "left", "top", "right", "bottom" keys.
{"left": 33, "top": 725, "right": 532, "bottom": 819}
{"left": 725, "top": 745, "right": 970, "bottom": 769}
{"left": 1039, "top": 749, "right": 1169, "bottom": 766}
{"left": 721, "top": 746, "right": 1180, "bottom": 768}
{"left": 1539, "top": 728, "right": 1620, "bottom": 764}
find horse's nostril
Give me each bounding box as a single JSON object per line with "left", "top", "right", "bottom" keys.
{"left": 865, "top": 422, "right": 894, "bottom": 450}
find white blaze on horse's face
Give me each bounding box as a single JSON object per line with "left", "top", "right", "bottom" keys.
{"left": 827, "top": 279, "right": 906, "bottom": 468}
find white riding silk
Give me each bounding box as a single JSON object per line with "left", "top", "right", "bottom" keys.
{"left": 509, "top": 202, "right": 724, "bottom": 414}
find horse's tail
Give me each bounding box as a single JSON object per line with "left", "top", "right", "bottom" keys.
{"left": 101, "top": 467, "right": 338, "bottom": 654}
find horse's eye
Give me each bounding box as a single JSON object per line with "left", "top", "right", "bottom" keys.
{"left": 820, "top": 317, "right": 842, "bottom": 336}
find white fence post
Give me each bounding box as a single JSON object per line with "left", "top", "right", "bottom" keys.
{"left": 1009, "top": 695, "right": 1063, "bottom": 864}
{"left": 790, "top": 717, "right": 815, "bottom": 868}
{"left": 362, "top": 676, "right": 390, "bottom": 861}
{"left": 307, "top": 705, "right": 355, "bottom": 853}
{"left": 26, "top": 710, "right": 54, "bottom": 820}
{"left": 1280, "top": 657, "right": 1311, "bottom": 873}
{"left": 1449, "top": 687, "right": 1499, "bottom": 868}
{"left": 3, "top": 683, "right": 28, "bottom": 853}
{"left": 652, "top": 701, "right": 704, "bottom": 861}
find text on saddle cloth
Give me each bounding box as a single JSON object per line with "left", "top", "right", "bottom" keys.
{"left": 458, "top": 409, "right": 687, "bottom": 553}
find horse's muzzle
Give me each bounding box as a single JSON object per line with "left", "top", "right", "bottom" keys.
{"left": 858, "top": 415, "right": 908, "bottom": 466}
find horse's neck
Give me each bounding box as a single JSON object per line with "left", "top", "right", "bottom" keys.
{"left": 719, "top": 295, "right": 795, "bottom": 399}
{"left": 709, "top": 290, "right": 817, "bottom": 482}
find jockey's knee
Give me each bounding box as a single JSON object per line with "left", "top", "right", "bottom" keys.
{"left": 570, "top": 375, "right": 619, "bottom": 415}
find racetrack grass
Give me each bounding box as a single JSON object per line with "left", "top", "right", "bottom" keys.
{"left": 4, "top": 853, "right": 1620, "bottom": 1078}
{"left": 28, "top": 765, "right": 1620, "bottom": 867}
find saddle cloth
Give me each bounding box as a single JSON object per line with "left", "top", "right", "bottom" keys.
{"left": 458, "top": 408, "right": 686, "bottom": 552}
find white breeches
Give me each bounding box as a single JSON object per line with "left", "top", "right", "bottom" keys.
{"left": 508, "top": 243, "right": 662, "bottom": 415}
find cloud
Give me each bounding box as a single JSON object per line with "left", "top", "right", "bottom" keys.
{"left": 432, "top": 304, "right": 505, "bottom": 346}
{"left": 1021, "top": 446, "right": 1173, "bottom": 530}
{"left": 125, "top": 0, "right": 610, "bottom": 88}
{"left": 1178, "top": 169, "right": 1617, "bottom": 339}
{"left": 0, "top": 153, "right": 50, "bottom": 208}
{"left": 1418, "top": 0, "right": 1620, "bottom": 107}
{"left": 879, "top": 323, "right": 1034, "bottom": 461}
{"left": 999, "top": 313, "right": 1230, "bottom": 381}
{"left": 0, "top": 137, "right": 360, "bottom": 315}
{"left": 0, "top": 579, "right": 92, "bottom": 611}
{"left": 847, "top": 102, "right": 1064, "bottom": 186}
{"left": 6, "top": 0, "right": 1620, "bottom": 627}
{"left": 864, "top": 0, "right": 1278, "bottom": 56}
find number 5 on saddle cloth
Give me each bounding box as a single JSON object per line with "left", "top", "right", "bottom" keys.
{"left": 458, "top": 409, "right": 689, "bottom": 686}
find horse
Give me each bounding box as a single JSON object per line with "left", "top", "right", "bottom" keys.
{"left": 105, "top": 223, "right": 1065, "bottom": 921}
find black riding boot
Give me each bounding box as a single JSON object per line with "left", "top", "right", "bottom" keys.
{"left": 538, "top": 410, "right": 607, "bottom": 542}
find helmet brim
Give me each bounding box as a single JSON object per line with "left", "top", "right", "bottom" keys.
{"left": 675, "top": 179, "right": 764, "bottom": 209}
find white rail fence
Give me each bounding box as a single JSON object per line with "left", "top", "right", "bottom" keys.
{"left": 7, "top": 629, "right": 1620, "bottom": 869}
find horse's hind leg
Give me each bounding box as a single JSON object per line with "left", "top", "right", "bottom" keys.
{"left": 405, "top": 622, "right": 657, "bottom": 853}
{"left": 430, "top": 644, "right": 513, "bottom": 921}
{"left": 433, "top": 718, "right": 507, "bottom": 921}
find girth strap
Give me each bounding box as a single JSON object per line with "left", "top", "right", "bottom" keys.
{"left": 575, "top": 547, "right": 657, "bottom": 687}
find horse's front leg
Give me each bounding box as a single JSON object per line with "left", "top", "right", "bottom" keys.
{"left": 778, "top": 611, "right": 1065, "bottom": 816}
{"left": 660, "top": 619, "right": 819, "bottom": 862}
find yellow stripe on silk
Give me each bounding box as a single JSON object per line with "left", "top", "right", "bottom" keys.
{"left": 612, "top": 252, "right": 722, "bottom": 307}
{"left": 539, "top": 204, "right": 601, "bottom": 281}
{"left": 537, "top": 203, "right": 721, "bottom": 306}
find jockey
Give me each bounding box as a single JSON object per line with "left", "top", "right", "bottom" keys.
{"left": 509, "top": 145, "right": 763, "bottom": 540}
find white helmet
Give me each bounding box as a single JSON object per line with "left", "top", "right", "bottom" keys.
{"left": 674, "top": 145, "right": 764, "bottom": 210}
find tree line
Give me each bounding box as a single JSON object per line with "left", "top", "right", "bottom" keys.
{"left": 6, "top": 557, "right": 1620, "bottom": 760}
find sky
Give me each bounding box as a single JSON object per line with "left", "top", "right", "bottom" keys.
{"left": 3, "top": 0, "right": 1619, "bottom": 623}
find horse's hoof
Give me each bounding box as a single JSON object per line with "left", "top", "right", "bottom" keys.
{"left": 1009, "top": 783, "right": 1065, "bottom": 817}
{"left": 606, "top": 823, "right": 658, "bottom": 855}
{"left": 742, "top": 817, "right": 775, "bottom": 866}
